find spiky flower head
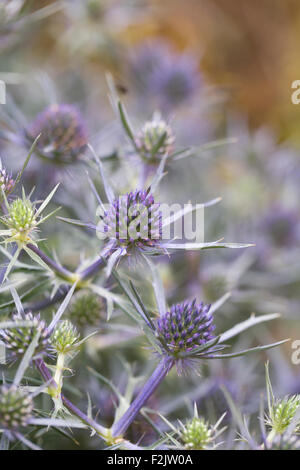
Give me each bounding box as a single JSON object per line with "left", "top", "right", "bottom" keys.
{"left": 51, "top": 320, "right": 80, "bottom": 354}
{"left": 26, "top": 104, "right": 87, "bottom": 164}
{"left": 98, "top": 189, "right": 162, "bottom": 255}
{"left": 2, "top": 196, "right": 36, "bottom": 244}
{"left": 1, "top": 185, "right": 59, "bottom": 247}
{"left": 269, "top": 434, "right": 300, "bottom": 450}
{"left": 0, "top": 385, "right": 33, "bottom": 430}
{"left": 182, "top": 417, "right": 212, "bottom": 450}
{"left": 266, "top": 395, "right": 300, "bottom": 435}
{"left": 68, "top": 291, "right": 103, "bottom": 328}
{"left": 156, "top": 300, "right": 215, "bottom": 360}
{"left": 0, "top": 311, "right": 50, "bottom": 359}
{"left": 135, "top": 114, "right": 175, "bottom": 164}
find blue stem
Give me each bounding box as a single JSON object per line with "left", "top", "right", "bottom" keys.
{"left": 111, "top": 356, "right": 174, "bottom": 437}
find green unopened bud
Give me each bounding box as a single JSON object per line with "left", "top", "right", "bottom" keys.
{"left": 51, "top": 320, "right": 80, "bottom": 353}
{"left": 68, "top": 291, "right": 103, "bottom": 328}
{"left": 0, "top": 385, "right": 33, "bottom": 430}
{"left": 2, "top": 197, "right": 37, "bottom": 244}
{"left": 182, "top": 417, "right": 212, "bottom": 450}
{"left": 135, "top": 114, "right": 175, "bottom": 164}
{"left": 266, "top": 395, "right": 300, "bottom": 435}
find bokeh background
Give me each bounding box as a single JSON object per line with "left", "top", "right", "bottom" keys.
{"left": 1, "top": 0, "right": 300, "bottom": 449}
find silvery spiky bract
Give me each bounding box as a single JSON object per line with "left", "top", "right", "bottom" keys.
{"left": 0, "top": 385, "right": 33, "bottom": 430}
{"left": 0, "top": 311, "right": 50, "bottom": 359}
{"left": 68, "top": 291, "right": 103, "bottom": 327}
{"left": 27, "top": 104, "right": 87, "bottom": 164}
{"left": 51, "top": 320, "right": 80, "bottom": 353}
{"left": 156, "top": 299, "right": 215, "bottom": 357}
{"left": 182, "top": 417, "right": 212, "bottom": 450}
{"left": 135, "top": 114, "right": 175, "bottom": 164}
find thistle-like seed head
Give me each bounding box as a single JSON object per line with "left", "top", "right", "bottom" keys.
{"left": 156, "top": 299, "right": 215, "bottom": 357}
{"left": 182, "top": 417, "right": 212, "bottom": 450}
{"left": 27, "top": 104, "right": 87, "bottom": 164}
{"left": 0, "top": 311, "right": 50, "bottom": 359}
{"left": 266, "top": 395, "right": 300, "bottom": 435}
{"left": 0, "top": 385, "right": 33, "bottom": 430}
{"left": 68, "top": 291, "right": 103, "bottom": 327}
{"left": 51, "top": 320, "right": 80, "bottom": 354}
{"left": 99, "top": 189, "right": 162, "bottom": 252}
{"left": 135, "top": 115, "right": 175, "bottom": 164}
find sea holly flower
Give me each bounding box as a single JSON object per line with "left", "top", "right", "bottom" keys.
{"left": 0, "top": 311, "right": 51, "bottom": 360}
{"left": 0, "top": 385, "right": 33, "bottom": 430}
{"left": 155, "top": 299, "right": 218, "bottom": 374}
{"left": 0, "top": 185, "right": 59, "bottom": 247}
{"left": 26, "top": 104, "right": 87, "bottom": 164}
{"left": 265, "top": 362, "right": 300, "bottom": 438}
{"left": 109, "top": 269, "right": 287, "bottom": 439}
{"left": 68, "top": 290, "right": 104, "bottom": 328}
{"left": 178, "top": 405, "right": 225, "bottom": 450}
{"left": 51, "top": 320, "right": 80, "bottom": 354}
{"left": 265, "top": 395, "right": 300, "bottom": 436}
{"left": 135, "top": 113, "right": 175, "bottom": 164}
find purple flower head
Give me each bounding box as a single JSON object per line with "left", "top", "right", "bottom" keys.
{"left": 0, "top": 311, "right": 51, "bottom": 360}
{"left": 156, "top": 299, "right": 217, "bottom": 373}
{"left": 99, "top": 188, "right": 162, "bottom": 256}
{"left": 130, "top": 40, "right": 201, "bottom": 110}
{"left": 26, "top": 104, "right": 87, "bottom": 164}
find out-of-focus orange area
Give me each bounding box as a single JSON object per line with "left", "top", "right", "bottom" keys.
{"left": 119, "top": 0, "right": 300, "bottom": 144}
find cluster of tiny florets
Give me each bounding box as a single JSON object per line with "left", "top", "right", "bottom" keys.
{"left": 135, "top": 115, "right": 175, "bottom": 163}
{"left": 0, "top": 311, "right": 50, "bottom": 359}
{"left": 266, "top": 395, "right": 300, "bottom": 435}
{"left": 182, "top": 417, "right": 212, "bottom": 450}
{"left": 99, "top": 189, "right": 162, "bottom": 250}
{"left": 0, "top": 385, "right": 33, "bottom": 430}
{"left": 156, "top": 300, "right": 215, "bottom": 356}
{"left": 68, "top": 291, "right": 103, "bottom": 328}
{"left": 27, "top": 104, "right": 87, "bottom": 164}
{"left": 50, "top": 320, "right": 80, "bottom": 354}
{"left": 2, "top": 197, "right": 37, "bottom": 244}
